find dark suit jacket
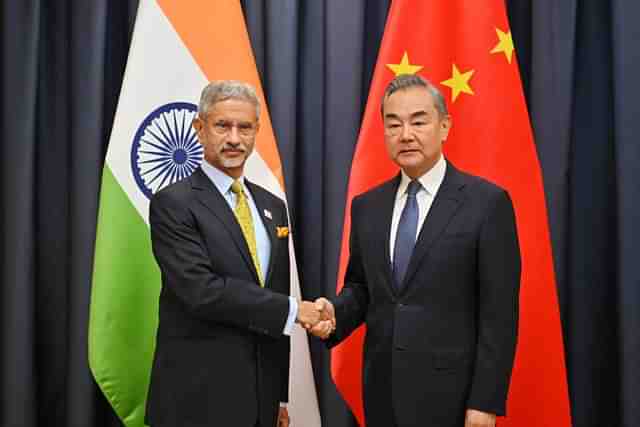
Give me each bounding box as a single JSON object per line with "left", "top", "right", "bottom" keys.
{"left": 145, "top": 167, "right": 291, "bottom": 427}
{"left": 329, "top": 161, "right": 521, "bottom": 427}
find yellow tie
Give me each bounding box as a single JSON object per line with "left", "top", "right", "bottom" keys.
{"left": 230, "top": 180, "right": 264, "bottom": 286}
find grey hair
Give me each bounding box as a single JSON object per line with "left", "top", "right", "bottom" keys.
{"left": 198, "top": 80, "right": 261, "bottom": 119}
{"left": 381, "top": 74, "right": 448, "bottom": 117}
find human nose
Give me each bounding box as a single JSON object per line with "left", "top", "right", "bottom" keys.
{"left": 227, "top": 124, "right": 242, "bottom": 142}
{"left": 400, "top": 122, "right": 413, "bottom": 140}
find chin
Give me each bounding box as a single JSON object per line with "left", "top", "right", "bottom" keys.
{"left": 221, "top": 157, "right": 247, "bottom": 169}
{"left": 396, "top": 158, "right": 422, "bottom": 169}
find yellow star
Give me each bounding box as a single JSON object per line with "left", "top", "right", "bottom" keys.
{"left": 490, "top": 28, "right": 515, "bottom": 63}
{"left": 440, "top": 64, "right": 475, "bottom": 102}
{"left": 386, "top": 52, "right": 423, "bottom": 76}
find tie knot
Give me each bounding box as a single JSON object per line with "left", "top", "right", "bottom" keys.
{"left": 407, "top": 180, "right": 421, "bottom": 197}
{"left": 230, "top": 180, "right": 244, "bottom": 195}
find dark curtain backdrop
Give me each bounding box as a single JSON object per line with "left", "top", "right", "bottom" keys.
{"left": 1, "top": 1, "right": 638, "bottom": 427}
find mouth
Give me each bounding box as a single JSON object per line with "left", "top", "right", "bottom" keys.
{"left": 221, "top": 148, "right": 246, "bottom": 156}
{"left": 398, "top": 149, "right": 420, "bottom": 155}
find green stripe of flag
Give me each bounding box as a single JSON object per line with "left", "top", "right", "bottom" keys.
{"left": 89, "top": 165, "right": 160, "bottom": 427}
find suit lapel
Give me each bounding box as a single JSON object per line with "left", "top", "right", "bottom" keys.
{"left": 371, "top": 175, "right": 401, "bottom": 296}
{"left": 245, "top": 180, "right": 278, "bottom": 286}
{"left": 190, "top": 168, "right": 260, "bottom": 283}
{"left": 401, "top": 163, "right": 466, "bottom": 290}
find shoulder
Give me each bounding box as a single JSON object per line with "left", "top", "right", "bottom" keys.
{"left": 447, "top": 169, "right": 515, "bottom": 226}
{"left": 251, "top": 182, "right": 285, "bottom": 203}
{"left": 449, "top": 164, "right": 511, "bottom": 204}
{"left": 148, "top": 176, "right": 200, "bottom": 228}
{"left": 352, "top": 176, "right": 399, "bottom": 210}
{"left": 150, "top": 176, "right": 193, "bottom": 209}
{"left": 245, "top": 181, "right": 288, "bottom": 221}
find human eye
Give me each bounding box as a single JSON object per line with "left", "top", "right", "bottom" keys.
{"left": 238, "top": 122, "right": 255, "bottom": 135}
{"left": 214, "top": 121, "right": 230, "bottom": 133}
{"left": 411, "top": 120, "right": 428, "bottom": 130}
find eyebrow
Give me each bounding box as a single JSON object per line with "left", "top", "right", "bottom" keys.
{"left": 214, "top": 119, "right": 255, "bottom": 124}
{"left": 384, "top": 110, "right": 429, "bottom": 120}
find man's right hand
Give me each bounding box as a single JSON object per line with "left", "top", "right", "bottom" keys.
{"left": 296, "top": 301, "right": 322, "bottom": 329}
{"left": 309, "top": 297, "right": 335, "bottom": 339}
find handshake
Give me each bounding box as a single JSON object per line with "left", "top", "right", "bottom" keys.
{"left": 295, "top": 298, "right": 336, "bottom": 339}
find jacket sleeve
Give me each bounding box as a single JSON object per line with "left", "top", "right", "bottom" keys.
{"left": 149, "top": 189, "right": 290, "bottom": 338}
{"left": 327, "top": 196, "right": 370, "bottom": 347}
{"left": 466, "top": 189, "right": 521, "bottom": 415}
{"left": 279, "top": 334, "right": 291, "bottom": 402}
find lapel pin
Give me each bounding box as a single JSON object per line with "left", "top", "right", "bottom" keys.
{"left": 264, "top": 209, "right": 272, "bottom": 220}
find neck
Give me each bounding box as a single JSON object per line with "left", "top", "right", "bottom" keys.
{"left": 204, "top": 157, "right": 244, "bottom": 179}
{"left": 223, "top": 167, "right": 243, "bottom": 179}
{"left": 403, "top": 158, "right": 439, "bottom": 179}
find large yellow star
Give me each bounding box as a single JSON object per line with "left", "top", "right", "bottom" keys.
{"left": 440, "top": 64, "right": 475, "bottom": 102}
{"left": 386, "top": 52, "right": 423, "bottom": 76}
{"left": 490, "top": 28, "right": 515, "bottom": 63}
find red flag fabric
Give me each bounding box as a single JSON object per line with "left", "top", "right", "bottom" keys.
{"left": 331, "top": 1, "right": 572, "bottom": 426}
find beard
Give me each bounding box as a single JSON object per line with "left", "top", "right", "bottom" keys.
{"left": 217, "top": 142, "right": 251, "bottom": 168}
{"left": 220, "top": 155, "right": 246, "bottom": 168}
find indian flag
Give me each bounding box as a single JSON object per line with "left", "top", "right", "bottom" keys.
{"left": 88, "top": 1, "right": 321, "bottom": 426}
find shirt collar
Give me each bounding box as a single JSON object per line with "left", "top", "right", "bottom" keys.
{"left": 200, "top": 160, "right": 246, "bottom": 195}
{"left": 397, "top": 154, "right": 447, "bottom": 198}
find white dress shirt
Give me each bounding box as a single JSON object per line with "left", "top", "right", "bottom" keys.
{"left": 389, "top": 155, "right": 447, "bottom": 261}
{"left": 201, "top": 161, "right": 297, "bottom": 336}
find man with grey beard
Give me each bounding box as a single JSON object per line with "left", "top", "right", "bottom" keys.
{"left": 145, "top": 80, "right": 321, "bottom": 427}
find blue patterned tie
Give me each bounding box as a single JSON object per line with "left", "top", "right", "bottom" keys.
{"left": 393, "top": 180, "right": 421, "bottom": 290}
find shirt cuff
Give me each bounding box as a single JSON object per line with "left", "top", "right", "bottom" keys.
{"left": 279, "top": 402, "right": 288, "bottom": 408}
{"left": 283, "top": 297, "right": 298, "bottom": 336}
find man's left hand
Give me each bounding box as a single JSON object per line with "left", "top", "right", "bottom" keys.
{"left": 277, "top": 406, "right": 290, "bottom": 427}
{"left": 308, "top": 298, "right": 336, "bottom": 339}
{"left": 464, "top": 409, "right": 496, "bottom": 427}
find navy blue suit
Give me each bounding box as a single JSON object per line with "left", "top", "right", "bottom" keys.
{"left": 329, "top": 162, "right": 520, "bottom": 427}
{"left": 146, "top": 168, "right": 291, "bottom": 427}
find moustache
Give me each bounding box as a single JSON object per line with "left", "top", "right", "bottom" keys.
{"left": 219, "top": 143, "right": 247, "bottom": 153}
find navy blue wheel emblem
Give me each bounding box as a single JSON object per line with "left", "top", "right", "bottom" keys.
{"left": 131, "top": 102, "right": 203, "bottom": 199}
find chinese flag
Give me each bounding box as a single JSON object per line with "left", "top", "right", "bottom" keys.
{"left": 332, "top": 1, "right": 572, "bottom": 426}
